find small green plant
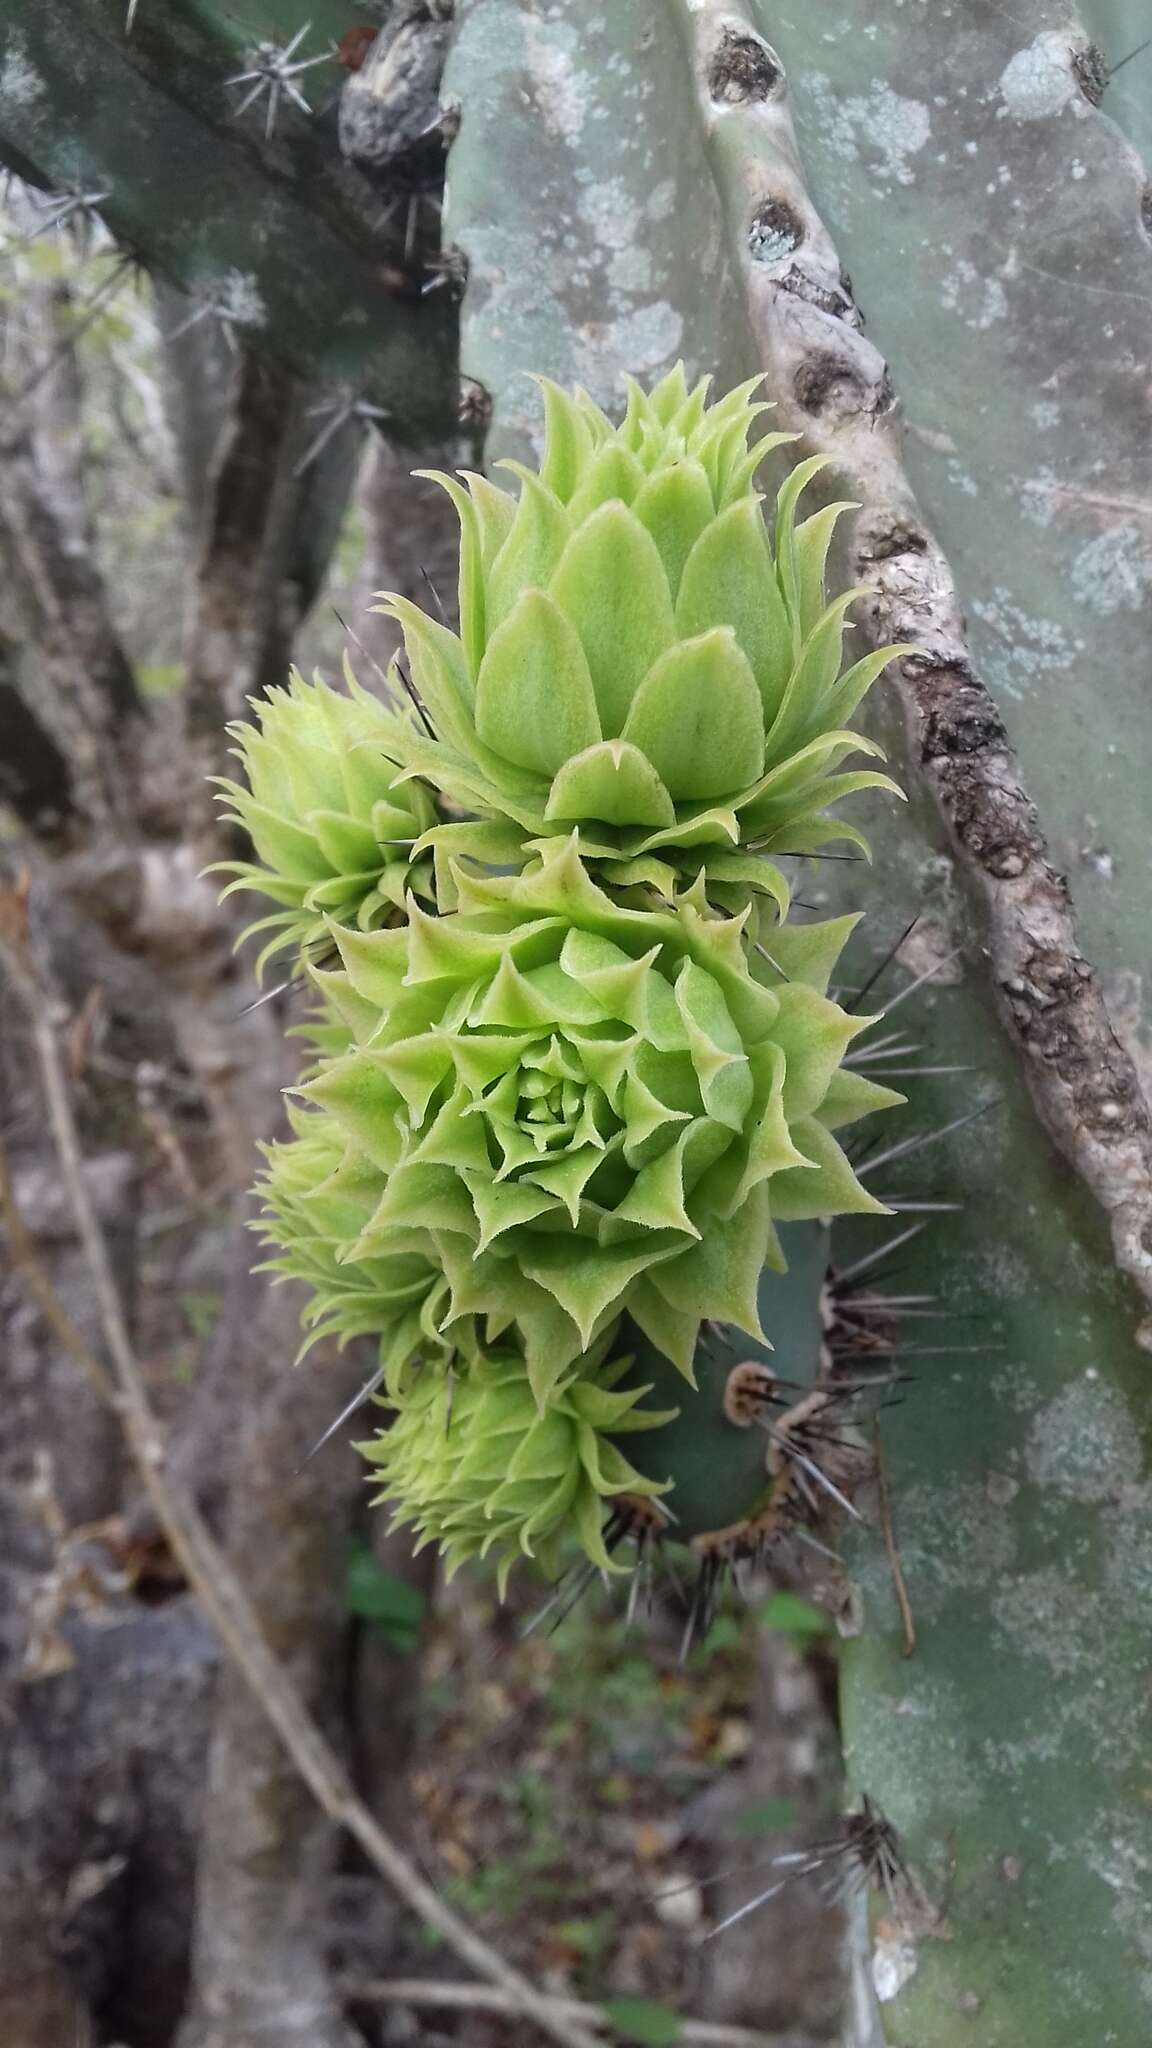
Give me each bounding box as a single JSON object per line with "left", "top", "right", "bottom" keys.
{"left": 345, "top": 1544, "right": 425, "bottom": 1651}
{"left": 222, "top": 367, "right": 902, "bottom": 1593}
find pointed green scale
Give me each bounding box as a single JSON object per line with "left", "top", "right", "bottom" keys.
{"left": 675, "top": 496, "right": 795, "bottom": 725}
{"left": 474, "top": 588, "right": 602, "bottom": 775}
{"left": 548, "top": 500, "right": 677, "bottom": 736}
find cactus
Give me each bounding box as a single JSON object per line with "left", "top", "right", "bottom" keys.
{"left": 374, "top": 369, "right": 900, "bottom": 908}
{"left": 440, "top": 2, "right": 1152, "bottom": 2041}
{"left": 224, "top": 364, "right": 900, "bottom": 1610}
{"left": 0, "top": 1, "right": 457, "bottom": 435}
{"left": 213, "top": 667, "right": 437, "bottom": 978}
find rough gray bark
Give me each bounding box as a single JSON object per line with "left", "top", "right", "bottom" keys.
{"left": 0, "top": 641, "right": 78, "bottom": 846}
{"left": 173, "top": 1305, "right": 370, "bottom": 2048}
{"left": 343, "top": 432, "right": 463, "bottom": 681}
{"left": 694, "top": 1633, "right": 844, "bottom": 2040}
{"left": 182, "top": 348, "right": 364, "bottom": 768}
{"left": 0, "top": 282, "right": 143, "bottom": 829}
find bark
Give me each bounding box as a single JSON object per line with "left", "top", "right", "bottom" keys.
{"left": 175, "top": 1291, "right": 369, "bottom": 2048}
{"left": 0, "top": 281, "right": 143, "bottom": 828}
{"left": 182, "top": 349, "right": 364, "bottom": 779}
{"left": 693, "top": 1632, "right": 844, "bottom": 2040}
{"left": 348, "top": 1518, "right": 439, "bottom": 1842}
{"left": 0, "top": 1592, "right": 219, "bottom": 2048}
{"left": 343, "top": 432, "right": 462, "bottom": 682}
{"left": 0, "top": 644, "right": 79, "bottom": 847}
{"left": 0, "top": 1145, "right": 135, "bottom": 1532}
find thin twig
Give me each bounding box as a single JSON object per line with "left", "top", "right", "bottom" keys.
{"left": 0, "top": 931, "right": 601, "bottom": 2048}
{"left": 0, "top": 1135, "right": 117, "bottom": 1406}
{"left": 873, "top": 1420, "right": 915, "bottom": 1658}
{"left": 344, "top": 1979, "right": 805, "bottom": 2048}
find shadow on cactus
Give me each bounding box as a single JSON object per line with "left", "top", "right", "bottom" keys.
{"left": 219, "top": 366, "right": 908, "bottom": 1599}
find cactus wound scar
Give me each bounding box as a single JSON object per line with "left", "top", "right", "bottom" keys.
{"left": 219, "top": 366, "right": 905, "bottom": 1587}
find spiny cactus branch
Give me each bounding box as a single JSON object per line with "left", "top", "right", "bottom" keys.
{"left": 0, "top": 3, "right": 457, "bottom": 438}
{"left": 669, "top": 0, "right": 1152, "bottom": 1319}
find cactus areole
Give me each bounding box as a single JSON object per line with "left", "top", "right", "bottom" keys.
{"left": 221, "top": 368, "right": 904, "bottom": 1587}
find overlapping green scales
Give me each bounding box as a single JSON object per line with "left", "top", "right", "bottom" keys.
{"left": 301, "top": 835, "right": 900, "bottom": 1407}
{"left": 370, "top": 363, "right": 904, "bottom": 907}
{"left": 360, "top": 1346, "right": 675, "bottom": 1593}
{"left": 254, "top": 1106, "right": 475, "bottom": 1395}
{"left": 213, "top": 666, "right": 437, "bottom": 978}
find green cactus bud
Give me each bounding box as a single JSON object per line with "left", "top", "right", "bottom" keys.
{"left": 254, "top": 1107, "right": 469, "bottom": 1392}
{"left": 301, "top": 835, "right": 899, "bottom": 1407}
{"left": 373, "top": 364, "right": 902, "bottom": 903}
{"left": 359, "top": 1345, "right": 676, "bottom": 1594}
{"left": 213, "top": 667, "right": 437, "bottom": 978}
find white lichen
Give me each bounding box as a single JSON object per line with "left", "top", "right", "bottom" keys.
{"left": 1025, "top": 1377, "right": 1142, "bottom": 1503}
{"left": 998, "top": 33, "right": 1078, "bottom": 121}
{"left": 808, "top": 75, "right": 931, "bottom": 188}
{"left": 873, "top": 1931, "right": 919, "bottom": 2001}
{"left": 0, "top": 34, "right": 45, "bottom": 106}
{"left": 522, "top": 20, "right": 591, "bottom": 146}
{"left": 1070, "top": 527, "right": 1152, "bottom": 615}
{"left": 940, "top": 257, "right": 1008, "bottom": 330}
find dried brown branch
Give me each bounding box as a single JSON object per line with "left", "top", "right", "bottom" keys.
{"left": 675, "top": 0, "right": 1152, "bottom": 1318}
{"left": 0, "top": 927, "right": 603, "bottom": 2048}
{"left": 345, "top": 1977, "right": 811, "bottom": 2047}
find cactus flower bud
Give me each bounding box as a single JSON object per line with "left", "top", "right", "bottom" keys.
{"left": 302, "top": 836, "right": 897, "bottom": 1407}
{"left": 374, "top": 364, "right": 901, "bottom": 903}
{"left": 359, "top": 1346, "right": 676, "bottom": 1592}
{"left": 214, "top": 668, "right": 437, "bottom": 977}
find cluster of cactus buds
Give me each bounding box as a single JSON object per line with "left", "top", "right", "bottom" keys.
{"left": 222, "top": 367, "right": 903, "bottom": 1586}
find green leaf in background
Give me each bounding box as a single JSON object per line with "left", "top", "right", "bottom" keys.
{"left": 758, "top": 1591, "right": 829, "bottom": 1638}
{"left": 731, "top": 1797, "right": 800, "bottom": 1836}
{"left": 345, "top": 1545, "right": 425, "bottom": 1651}
{"left": 602, "top": 1995, "right": 683, "bottom": 2046}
